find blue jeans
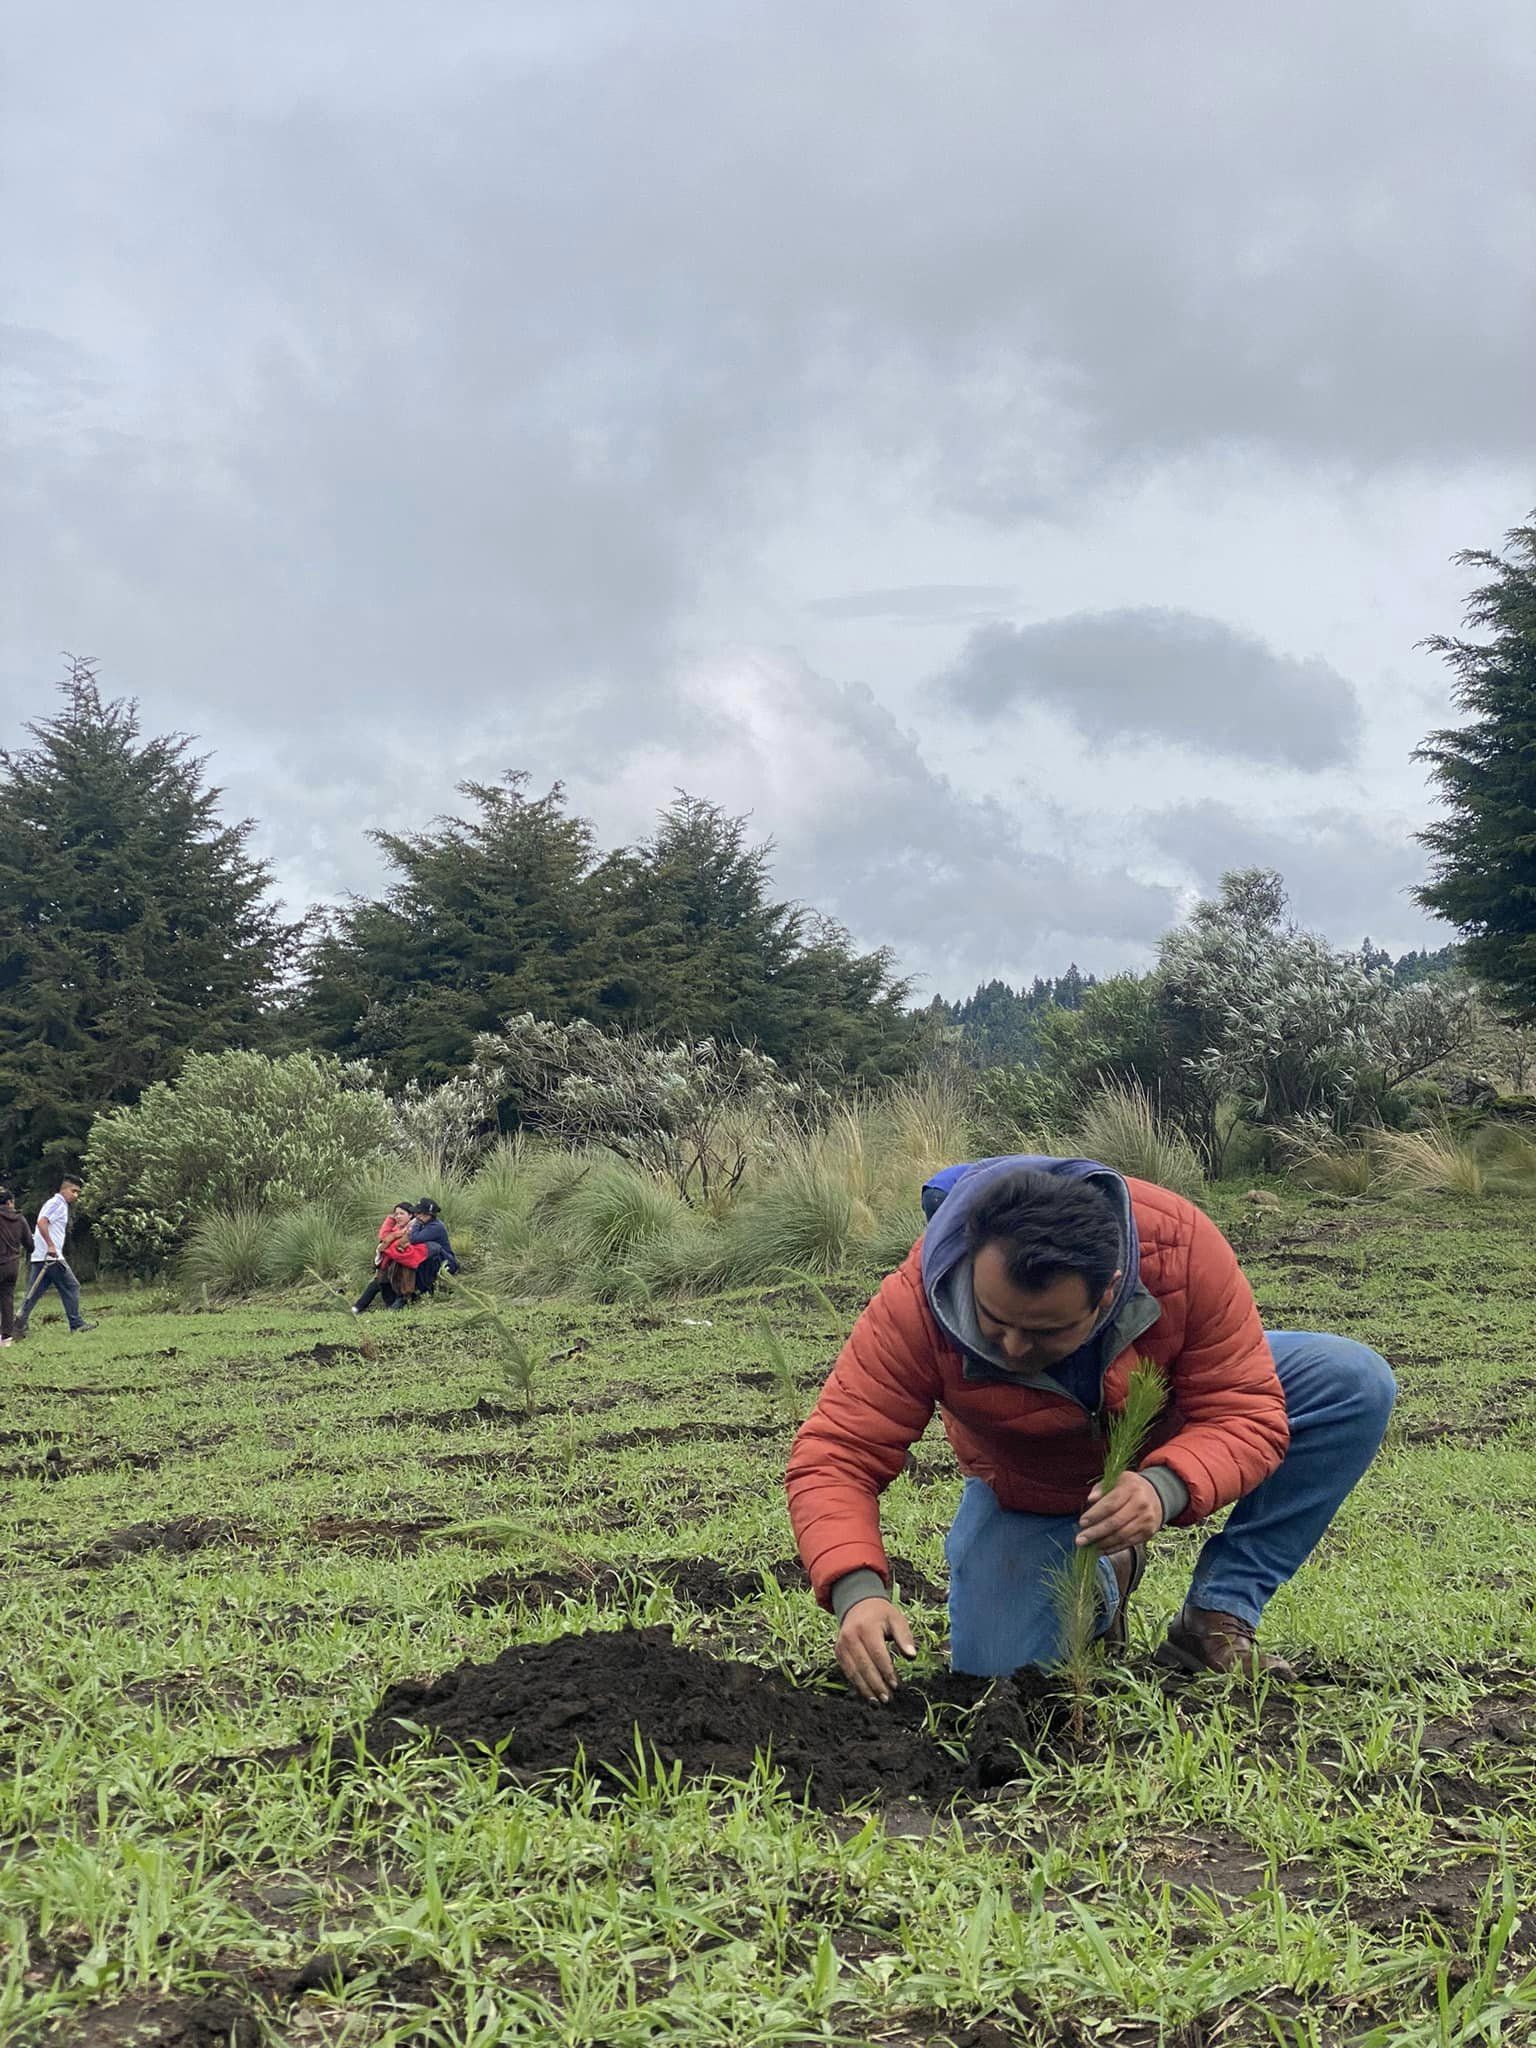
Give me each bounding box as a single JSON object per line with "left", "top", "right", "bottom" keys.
{"left": 947, "top": 1332, "right": 1395, "bottom": 1675}
{"left": 17, "top": 1259, "right": 85, "bottom": 1333}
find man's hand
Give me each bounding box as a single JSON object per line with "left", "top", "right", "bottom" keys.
{"left": 836, "top": 1597, "right": 917, "bottom": 1704}
{"left": 1076, "top": 1470, "right": 1165, "bottom": 1551}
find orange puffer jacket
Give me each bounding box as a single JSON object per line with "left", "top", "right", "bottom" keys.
{"left": 787, "top": 1179, "right": 1289, "bottom": 1609}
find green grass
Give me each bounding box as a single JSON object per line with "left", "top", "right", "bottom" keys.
{"left": 2, "top": 1190, "right": 1534, "bottom": 2044}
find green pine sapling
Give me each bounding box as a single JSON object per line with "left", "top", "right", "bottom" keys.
{"left": 754, "top": 1311, "right": 804, "bottom": 1427}
{"left": 1052, "top": 1357, "right": 1167, "bottom": 1739}
{"left": 459, "top": 1286, "right": 538, "bottom": 1417}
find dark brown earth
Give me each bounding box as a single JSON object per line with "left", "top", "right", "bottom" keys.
{"left": 69, "top": 1513, "right": 452, "bottom": 1567}
{"left": 458, "top": 1551, "right": 947, "bottom": 1613}
{"left": 363, "top": 1623, "right": 1060, "bottom": 1808}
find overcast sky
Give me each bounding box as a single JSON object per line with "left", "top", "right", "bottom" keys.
{"left": 3, "top": 1, "right": 1533, "bottom": 996}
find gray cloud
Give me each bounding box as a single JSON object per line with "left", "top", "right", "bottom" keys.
{"left": 805, "top": 586, "right": 1019, "bottom": 622}
{"left": 1, "top": 1, "right": 1528, "bottom": 985}
{"left": 944, "top": 609, "right": 1362, "bottom": 769}
{"left": 1146, "top": 799, "right": 1448, "bottom": 950}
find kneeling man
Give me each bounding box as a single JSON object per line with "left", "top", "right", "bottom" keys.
{"left": 787, "top": 1156, "right": 1394, "bottom": 1700}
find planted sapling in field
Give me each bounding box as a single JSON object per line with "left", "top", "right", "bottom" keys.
{"left": 1052, "top": 1357, "right": 1167, "bottom": 1741}
{"left": 460, "top": 1286, "right": 539, "bottom": 1416}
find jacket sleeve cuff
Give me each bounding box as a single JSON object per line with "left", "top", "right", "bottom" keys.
{"left": 830, "top": 1568, "right": 890, "bottom": 1621}
{"left": 1140, "top": 1464, "right": 1190, "bottom": 1526}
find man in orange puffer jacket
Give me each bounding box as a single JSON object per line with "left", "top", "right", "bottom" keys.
{"left": 787, "top": 1156, "right": 1395, "bottom": 1697}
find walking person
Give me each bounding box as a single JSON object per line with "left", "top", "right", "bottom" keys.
{"left": 0, "top": 1187, "right": 33, "bottom": 1346}
{"left": 15, "top": 1176, "right": 95, "bottom": 1338}
{"left": 788, "top": 1154, "right": 1395, "bottom": 1695}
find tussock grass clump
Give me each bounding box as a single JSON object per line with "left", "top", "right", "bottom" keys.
{"left": 724, "top": 1150, "right": 870, "bottom": 1280}
{"left": 1282, "top": 1125, "right": 1380, "bottom": 1196}
{"left": 261, "top": 1202, "right": 355, "bottom": 1287}
{"left": 1072, "top": 1080, "right": 1204, "bottom": 1197}
{"left": 1377, "top": 1128, "right": 1487, "bottom": 1199}
{"left": 179, "top": 1207, "right": 269, "bottom": 1297}
{"left": 562, "top": 1163, "right": 692, "bottom": 1268}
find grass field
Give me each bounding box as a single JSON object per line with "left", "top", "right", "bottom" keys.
{"left": 3, "top": 1189, "right": 1534, "bottom": 2047}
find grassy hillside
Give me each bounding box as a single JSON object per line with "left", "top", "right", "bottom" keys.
{"left": 2, "top": 1189, "right": 1534, "bottom": 2045}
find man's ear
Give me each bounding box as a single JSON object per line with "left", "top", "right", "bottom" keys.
{"left": 1097, "top": 1271, "right": 1124, "bottom": 1316}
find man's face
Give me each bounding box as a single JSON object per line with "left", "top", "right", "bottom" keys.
{"left": 61, "top": 1184, "right": 81, "bottom": 1205}
{"left": 971, "top": 1241, "right": 1120, "bottom": 1369}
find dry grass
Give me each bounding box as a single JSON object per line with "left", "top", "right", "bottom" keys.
{"left": 1072, "top": 1080, "right": 1204, "bottom": 1198}
{"left": 1376, "top": 1128, "right": 1487, "bottom": 1199}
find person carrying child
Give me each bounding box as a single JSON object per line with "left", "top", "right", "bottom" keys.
{"left": 352, "top": 1203, "right": 430, "bottom": 1314}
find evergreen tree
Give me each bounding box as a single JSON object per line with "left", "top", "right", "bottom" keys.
{"left": 1415, "top": 518, "right": 1536, "bottom": 1016}
{"left": 0, "top": 661, "right": 295, "bottom": 1190}
{"left": 301, "top": 774, "right": 603, "bottom": 1090}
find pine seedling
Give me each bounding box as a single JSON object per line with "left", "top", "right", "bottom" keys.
{"left": 459, "top": 1286, "right": 538, "bottom": 1416}
{"left": 755, "top": 1311, "right": 804, "bottom": 1426}
{"left": 1051, "top": 1357, "right": 1167, "bottom": 1740}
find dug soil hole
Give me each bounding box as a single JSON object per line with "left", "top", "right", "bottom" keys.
{"left": 364, "top": 1623, "right": 1055, "bottom": 1809}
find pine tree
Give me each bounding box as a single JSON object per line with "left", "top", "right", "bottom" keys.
{"left": 1415, "top": 519, "right": 1536, "bottom": 1016}
{"left": 300, "top": 774, "right": 603, "bottom": 1090}
{"left": 0, "top": 661, "right": 296, "bottom": 1192}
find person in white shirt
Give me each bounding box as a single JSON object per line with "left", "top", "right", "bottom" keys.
{"left": 15, "top": 1176, "right": 94, "bottom": 1337}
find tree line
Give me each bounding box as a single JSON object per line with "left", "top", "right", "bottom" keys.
{"left": 2, "top": 516, "right": 1532, "bottom": 1195}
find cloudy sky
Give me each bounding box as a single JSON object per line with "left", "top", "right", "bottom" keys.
{"left": 3, "top": 1, "right": 1533, "bottom": 996}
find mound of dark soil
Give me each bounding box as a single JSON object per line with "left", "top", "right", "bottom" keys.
{"left": 4, "top": 1443, "right": 163, "bottom": 1483}
{"left": 71, "top": 1516, "right": 260, "bottom": 1567}
{"left": 364, "top": 1623, "right": 1055, "bottom": 1808}
{"left": 379, "top": 1396, "right": 529, "bottom": 1430}
{"left": 50, "top": 1992, "right": 259, "bottom": 2048}
{"left": 459, "top": 1552, "right": 945, "bottom": 1614}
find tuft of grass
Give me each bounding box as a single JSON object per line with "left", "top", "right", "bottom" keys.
{"left": 1377, "top": 1127, "right": 1487, "bottom": 1199}
{"left": 179, "top": 1207, "right": 270, "bottom": 1297}
{"left": 1052, "top": 1358, "right": 1167, "bottom": 1741}
{"left": 260, "top": 1202, "right": 355, "bottom": 1287}
{"left": 562, "top": 1162, "right": 691, "bottom": 1269}
{"left": 1072, "top": 1081, "right": 1204, "bottom": 1198}
{"left": 723, "top": 1149, "right": 870, "bottom": 1281}
{"left": 1281, "top": 1125, "right": 1380, "bottom": 1196}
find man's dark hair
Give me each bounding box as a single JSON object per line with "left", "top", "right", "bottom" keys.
{"left": 414, "top": 1198, "right": 440, "bottom": 1219}
{"left": 0, "top": 1187, "right": 13, "bottom": 1206}
{"left": 60, "top": 1175, "right": 83, "bottom": 1191}
{"left": 964, "top": 1169, "right": 1123, "bottom": 1301}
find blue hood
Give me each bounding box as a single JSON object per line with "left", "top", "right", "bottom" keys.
{"left": 918, "top": 1154, "right": 1152, "bottom": 1411}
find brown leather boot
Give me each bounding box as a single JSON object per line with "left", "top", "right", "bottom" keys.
{"left": 1155, "top": 1605, "right": 1295, "bottom": 1680}
{"left": 1101, "top": 1544, "right": 1148, "bottom": 1656}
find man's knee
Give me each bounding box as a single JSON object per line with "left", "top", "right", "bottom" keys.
{"left": 1309, "top": 1334, "right": 1397, "bottom": 1428}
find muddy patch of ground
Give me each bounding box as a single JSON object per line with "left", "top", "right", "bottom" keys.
{"left": 378, "top": 1396, "right": 531, "bottom": 1430}
{"left": 3, "top": 1443, "right": 163, "bottom": 1482}
{"left": 363, "top": 1622, "right": 1053, "bottom": 1808}
{"left": 70, "top": 1512, "right": 451, "bottom": 1568}
{"left": 49, "top": 1991, "right": 261, "bottom": 2048}
{"left": 459, "top": 1552, "right": 946, "bottom": 1615}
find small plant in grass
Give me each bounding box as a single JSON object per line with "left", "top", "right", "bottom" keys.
{"left": 1051, "top": 1358, "right": 1167, "bottom": 1742}
{"left": 755, "top": 1312, "right": 805, "bottom": 1426}
{"left": 459, "top": 1286, "right": 538, "bottom": 1416}
{"left": 1376, "top": 1127, "right": 1488, "bottom": 1199}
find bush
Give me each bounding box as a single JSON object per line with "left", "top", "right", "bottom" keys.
{"left": 180, "top": 1207, "right": 269, "bottom": 1297}
{"left": 1072, "top": 1081, "right": 1204, "bottom": 1198}
{"left": 1280, "top": 1124, "right": 1380, "bottom": 1196}
{"left": 86, "top": 1051, "right": 395, "bottom": 1270}
{"left": 561, "top": 1162, "right": 692, "bottom": 1268}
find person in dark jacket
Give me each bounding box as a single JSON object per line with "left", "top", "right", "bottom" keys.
{"left": 0, "top": 1187, "right": 34, "bottom": 1346}
{"left": 408, "top": 1200, "right": 459, "bottom": 1295}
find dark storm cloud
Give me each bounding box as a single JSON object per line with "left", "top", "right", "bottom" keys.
{"left": 944, "top": 609, "right": 1362, "bottom": 769}
{"left": 1146, "top": 799, "right": 1446, "bottom": 948}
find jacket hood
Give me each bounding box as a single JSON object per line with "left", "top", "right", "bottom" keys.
{"left": 919, "top": 1154, "right": 1153, "bottom": 1407}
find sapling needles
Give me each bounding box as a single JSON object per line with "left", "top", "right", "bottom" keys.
{"left": 459, "top": 1286, "right": 539, "bottom": 1416}
{"left": 1052, "top": 1357, "right": 1167, "bottom": 1739}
